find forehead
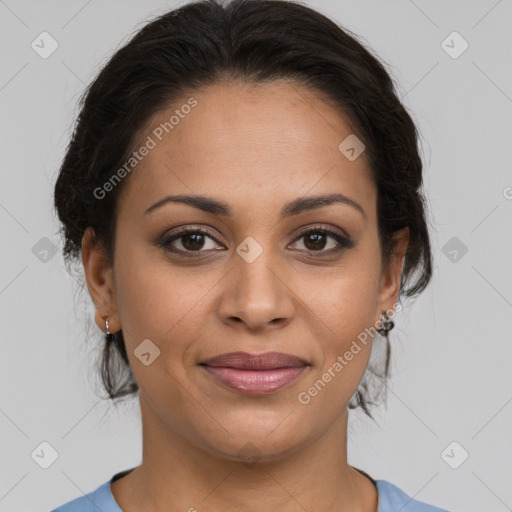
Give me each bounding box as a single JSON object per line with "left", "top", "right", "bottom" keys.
{"left": 118, "top": 79, "right": 375, "bottom": 218}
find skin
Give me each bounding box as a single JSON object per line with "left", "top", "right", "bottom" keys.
{"left": 82, "top": 79, "right": 409, "bottom": 512}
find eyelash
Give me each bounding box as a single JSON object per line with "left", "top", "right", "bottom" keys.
{"left": 158, "top": 224, "right": 355, "bottom": 258}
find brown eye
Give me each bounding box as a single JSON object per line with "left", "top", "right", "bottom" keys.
{"left": 302, "top": 231, "right": 330, "bottom": 251}
{"left": 160, "top": 227, "right": 224, "bottom": 256}
{"left": 176, "top": 232, "right": 209, "bottom": 251}
{"left": 158, "top": 224, "right": 355, "bottom": 259}
{"left": 291, "top": 226, "right": 355, "bottom": 255}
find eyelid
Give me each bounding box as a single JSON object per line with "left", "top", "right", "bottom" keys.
{"left": 293, "top": 223, "right": 350, "bottom": 240}
{"left": 162, "top": 223, "right": 349, "bottom": 241}
{"left": 167, "top": 224, "right": 219, "bottom": 240}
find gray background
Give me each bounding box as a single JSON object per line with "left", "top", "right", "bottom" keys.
{"left": 1, "top": 0, "right": 511, "bottom": 511}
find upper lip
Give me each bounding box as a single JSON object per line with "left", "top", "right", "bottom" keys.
{"left": 200, "top": 351, "right": 308, "bottom": 370}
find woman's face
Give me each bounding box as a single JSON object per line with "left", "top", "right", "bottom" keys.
{"left": 84, "top": 80, "right": 407, "bottom": 461}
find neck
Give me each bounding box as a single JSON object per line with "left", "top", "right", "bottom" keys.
{"left": 111, "top": 393, "right": 378, "bottom": 512}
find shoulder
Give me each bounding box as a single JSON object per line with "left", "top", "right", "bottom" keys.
{"left": 49, "top": 480, "right": 120, "bottom": 512}
{"left": 376, "top": 479, "right": 450, "bottom": 512}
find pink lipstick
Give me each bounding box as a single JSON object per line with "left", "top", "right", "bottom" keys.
{"left": 199, "top": 351, "right": 309, "bottom": 395}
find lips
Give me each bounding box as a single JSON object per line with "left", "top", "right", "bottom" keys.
{"left": 199, "top": 351, "right": 309, "bottom": 395}
{"left": 200, "top": 351, "right": 308, "bottom": 370}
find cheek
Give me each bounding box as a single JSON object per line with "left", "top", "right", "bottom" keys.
{"left": 294, "top": 247, "right": 381, "bottom": 340}
{"left": 295, "top": 282, "right": 377, "bottom": 415}
{"left": 112, "top": 254, "right": 198, "bottom": 405}
{"left": 113, "top": 243, "right": 218, "bottom": 362}
{"left": 293, "top": 251, "right": 381, "bottom": 402}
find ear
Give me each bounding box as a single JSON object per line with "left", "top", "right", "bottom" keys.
{"left": 81, "top": 227, "right": 120, "bottom": 334}
{"left": 376, "top": 227, "right": 409, "bottom": 317}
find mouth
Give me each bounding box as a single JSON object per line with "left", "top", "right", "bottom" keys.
{"left": 199, "top": 351, "right": 310, "bottom": 395}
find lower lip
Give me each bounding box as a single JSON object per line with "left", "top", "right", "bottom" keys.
{"left": 201, "top": 365, "right": 308, "bottom": 395}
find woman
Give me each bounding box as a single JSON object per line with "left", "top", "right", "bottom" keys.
{"left": 51, "top": 0, "right": 449, "bottom": 510}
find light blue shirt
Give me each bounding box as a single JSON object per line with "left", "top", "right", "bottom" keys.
{"left": 50, "top": 468, "right": 450, "bottom": 512}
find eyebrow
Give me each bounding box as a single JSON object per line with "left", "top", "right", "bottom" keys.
{"left": 144, "top": 193, "right": 366, "bottom": 220}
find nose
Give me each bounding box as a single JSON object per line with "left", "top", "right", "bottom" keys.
{"left": 217, "top": 248, "right": 295, "bottom": 332}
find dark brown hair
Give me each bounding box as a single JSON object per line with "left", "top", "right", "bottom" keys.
{"left": 54, "top": 0, "right": 433, "bottom": 420}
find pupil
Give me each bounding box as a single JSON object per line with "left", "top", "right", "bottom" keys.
{"left": 305, "top": 233, "right": 326, "bottom": 251}
{"left": 183, "top": 233, "right": 204, "bottom": 250}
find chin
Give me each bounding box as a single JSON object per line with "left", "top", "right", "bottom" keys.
{"left": 211, "top": 437, "right": 304, "bottom": 466}
{"left": 196, "top": 417, "right": 308, "bottom": 464}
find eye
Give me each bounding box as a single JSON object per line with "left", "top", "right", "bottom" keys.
{"left": 159, "top": 226, "right": 223, "bottom": 257}
{"left": 158, "top": 224, "right": 355, "bottom": 258}
{"left": 290, "top": 225, "right": 355, "bottom": 255}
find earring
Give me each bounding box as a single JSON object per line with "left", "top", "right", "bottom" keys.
{"left": 377, "top": 310, "right": 394, "bottom": 336}
{"left": 104, "top": 317, "right": 114, "bottom": 341}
